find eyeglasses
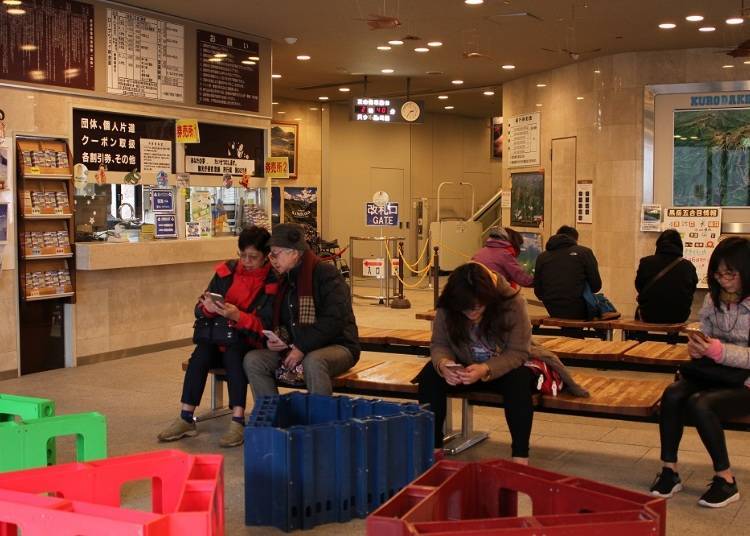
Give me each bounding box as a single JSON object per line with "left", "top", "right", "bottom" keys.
{"left": 714, "top": 270, "right": 739, "bottom": 281}
{"left": 268, "top": 248, "right": 295, "bottom": 260}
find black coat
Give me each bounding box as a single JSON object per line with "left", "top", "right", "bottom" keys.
{"left": 533, "top": 234, "right": 602, "bottom": 319}
{"left": 635, "top": 232, "right": 698, "bottom": 323}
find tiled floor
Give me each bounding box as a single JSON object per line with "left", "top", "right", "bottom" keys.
{"left": 1, "top": 281, "right": 748, "bottom": 534}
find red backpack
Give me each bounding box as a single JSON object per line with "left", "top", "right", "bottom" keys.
{"left": 524, "top": 359, "right": 564, "bottom": 396}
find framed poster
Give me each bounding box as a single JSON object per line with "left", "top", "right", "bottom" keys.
{"left": 184, "top": 122, "right": 264, "bottom": 177}
{"left": 0, "top": 203, "right": 8, "bottom": 243}
{"left": 510, "top": 171, "right": 544, "bottom": 227}
{"left": 518, "top": 232, "right": 542, "bottom": 276}
{"left": 283, "top": 187, "right": 317, "bottom": 242}
{"left": 491, "top": 116, "right": 503, "bottom": 159}
{"left": 271, "top": 123, "right": 298, "bottom": 178}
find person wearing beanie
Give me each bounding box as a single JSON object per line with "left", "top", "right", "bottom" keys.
{"left": 472, "top": 226, "right": 533, "bottom": 288}
{"left": 243, "top": 223, "right": 360, "bottom": 397}
{"left": 635, "top": 229, "right": 698, "bottom": 324}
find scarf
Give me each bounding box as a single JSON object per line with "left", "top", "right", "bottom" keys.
{"left": 225, "top": 262, "right": 271, "bottom": 311}
{"left": 273, "top": 249, "right": 320, "bottom": 329}
{"left": 720, "top": 290, "right": 741, "bottom": 305}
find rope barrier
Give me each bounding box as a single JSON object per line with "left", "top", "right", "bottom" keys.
{"left": 385, "top": 244, "right": 434, "bottom": 289}
{"left": 400, "top": 237, "right": 432, "bottom": 272}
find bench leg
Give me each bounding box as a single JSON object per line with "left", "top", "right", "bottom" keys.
{"left": 442, "top": 399, "right": 461, "bottom": 444}
{"left": 442, "top": 399, "right": 489, "bottom": 455}
{"left": 194, "top": 375, "right": 232, "bottom": 422}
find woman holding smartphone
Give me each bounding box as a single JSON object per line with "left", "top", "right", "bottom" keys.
{"left": 157, "top": 225, "right": 273, "bottom": 448}
{"left": 650, "top": 237, "right": 750, "bottom": 508}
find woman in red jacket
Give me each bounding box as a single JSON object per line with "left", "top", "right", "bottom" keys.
{"left": 158, "top": 226, "right": 273, "bottom": 448}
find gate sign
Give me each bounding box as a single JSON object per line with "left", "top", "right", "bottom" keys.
{"left": 363, "top": 258, "right": 385, "bottom": 279}
{"left": 366, "top": 202, "right": 399, "bottom": 226}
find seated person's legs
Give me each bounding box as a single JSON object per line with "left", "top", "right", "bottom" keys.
{"left": 243, "top": 348, "right": 283, "bottom": 399}
{"left": 302, "top": 344, "right": 355, "bottom": 396}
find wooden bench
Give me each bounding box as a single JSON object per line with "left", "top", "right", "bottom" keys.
{"left": 610, "top": 319, "right": 687, "bottom": 343}
{"left": 623, "top": 341, "right": 690, "bottom": 368}
{"left": 358, "top": 327, "right": 432, "bottom": 356}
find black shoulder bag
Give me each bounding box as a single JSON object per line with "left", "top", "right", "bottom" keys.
{"left": 635, "top": 257, "right": 684, "bottom": 320}
{"left": 192, "top": 260, "right": 239, "bottom": 346}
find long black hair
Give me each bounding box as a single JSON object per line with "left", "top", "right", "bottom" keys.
{"left": 707, "top": 236, "right": 750, "bottom": 308}
{"left": 437, "top": 263, "right": 510, "bottom": 347}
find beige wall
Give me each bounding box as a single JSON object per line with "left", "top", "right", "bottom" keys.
{"left": 502, "top": 47, "right": 748, "bottom": 316}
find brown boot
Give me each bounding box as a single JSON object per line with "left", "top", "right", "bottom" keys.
{"left": 218, "top": 420, "right": 244, "bottom": 448}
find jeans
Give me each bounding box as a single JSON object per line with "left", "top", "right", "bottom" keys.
{"left": 416, "top": 362, "right": 535, "bottom": 457}
{"left": 181, "top": 341, "right": 250, "bottom": 409}
{"left": 659, "top": 378, "right": 750, "bottom": 472}
{"left": 243, "top": 344, "right": 355, "bottom": 398}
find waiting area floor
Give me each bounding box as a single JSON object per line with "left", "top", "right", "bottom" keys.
{"left": 1, "top": 283, "right": 748, "bottom": 534}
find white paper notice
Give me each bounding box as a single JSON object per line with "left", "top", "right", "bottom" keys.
{"left": 185, "top": 155, "right": 254, "bottom": 176}
{"left": 140, "top": 139, "right": 173, "bottom": 173}
{"left": 662, "top": 207, "right": 722, "bottom": 288}
{"left": 507, "top": 112, "right": 541, "bottom": 168}
{"left": 106, "top": 8, "right": 185, "bottom": 102}
{"left": 576, "top": 181, "right": 593, "bottom": 224}
{"left": 640, "top": 204, "right": 662, "bottom": 232}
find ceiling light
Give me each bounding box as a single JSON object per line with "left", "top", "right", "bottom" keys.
{"left": 427, "top": 41, "right": 443, "bottom": 47}
{"left": 272, "top": 74, "right": 282, "bottom": 78}
{"left": 377, "top": 45, "right": 392, "bottom": 51}
{"left": 388, "top": 40, "right": 404, "bottom": 46}
{"left": 444, "top": 106, "right": 455, "bottom": 110}
{"left": 690, "top": 136, "right": 699, "bottom": 140}
{"left": 726, "top": 17, "right": 744, "bottom": 25}
{"left": 658, "top": 23, "right": 676, "bottom": 29}
{"left": 381, "top": 68, "right": 394, "bottom": 73}
{"left": 699, "top": 26, "right": 716, "bottom": 32}
{"left": 464, "top": 0, "right": 484, "bottom": 4}
{"left": 483, "top": 90, "right": 495, "bottom": 96}
{"left": 213, "top": 53, "right": 227, "bottom": 58}
{"left": 248, "top": 56, "right": 260, "bottom": 61}
{"left": 3, "top": 0, "right": 22, "bottom": 4}
{"left": 438, "top": 95, "right": 449, "bottom": 99}
{"left": 723, "top": 64, "right": 735, "bottom": 68}
{"left": 338, "top": 87, "right": 350, "bottom": 92}
{"left": 20, "top": 44, "right": 37, "bottom": 52}
{"left": 276, "top": 111, "right": 286, "bottom": 114}
{"left": 309, "top": 107, "right": 319, "bottom": 111}
{"left": 272, "top": 101, "right": 279, "bottom": 105}
{"left": 501, "top": 64, "right": 516, "bottom": 70}
{"left": 593, "top": 69, "right": 601, "bottom": 74}
{"left": 319, "top": 96, "right": 329, "bottom": 100}
{"left": 241, "top": 60, "right": 256, "bottom": 65}
{"left": 7, "top": 7, "right": 25, "bottom": 14}
{"left": 451, "top": 79, "right": 464, "bottom": 85}
{"left": 296, "top": 55, "right": 311, "bottom": 61}
{"left": 686, "top": 15, "right": 704, "bottom": 22}
{"left": 744, "top": 60, "right": 750, "bottom": 64}
{"left": 294, "top": 118, "right": 302, "bottom": 121}
{"left": 208, "top": 57, "right": 223, "bottom": 62}
{"left": 414, "top": 47, "right": 430, "bottom": 53}
{"left": 536, "top": 103, "right": 543, "bottom": 107}
{"left": 576, "top": 96, "right": 584, "bottom": 100}
{"left": 536, "top": 83, "right": 547, "bottom": 88}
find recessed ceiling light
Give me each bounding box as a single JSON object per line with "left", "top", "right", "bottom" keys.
{"left": 576, "top": 96, "right": 584, "bottom": 100}
{"left": 20, "top": 44, "right": 37, "bottom": 52}
{"left": 444, "top": 106, "right": 455, "bottom": 110}
{"left": 294, "top": 118, "right": 302, "bottom": 121}
{"left": 272, "top": 102, "right": 279, "bottom": 105}
{"left": 726, "top": 17, "right": 744, "bottom": 25}
{"left": 388, "top": 40, "right": 404, "bottom": 46}
{"left": 451, "top": 79, "right": 464, "bottom": 85}
{"left": 272, "top": 74, "right": 282, "bottom": 79}
{"left": 339, "top": 87, "right": 350, "bottom": 92}
{"left": 744, "top": 60, "right": 750, "bottom": 64}
{"left": 593, "top": 69, "right": 601, "bottom": 74}
{"left": 208, "top": 57, "right": 223, "bottom": 62}
{"left": 248, "top": 56, "right": 260, "bottom": 61}
{"left": 690, "top": 136, "right": 698, "bottom": 140}
{"left": 319, "top": 96, "right": 329, "bottom": 100}
{"left": 438, "top": 95, "right": 449, "bottom": 100}
{"left": 699, "top": 26, "right": 716, "bottom": 32}
{"left": 414, "top": 47, "right": 430, "bottom": 53}
{"left": 309, "top": 107, "right": 319, "bottom": 111}
{"left": 381, "top": 68, "right": 394, "bottom": 73}
{"left": 427, "top": 41, "right": 443, "bottom": 47}
{"left": 296, "top": 55, "right": 311, "bottom": 61}
{"left": 501, "top": 64, "right": 516, "bottom": 70}
{"left": 536, "top": 83, "right": 547, "bottom": 88}
{"left": 3, "top": 0, "right": 22, "bottom": 5}
{"left": 483, "top": 90, "right": 495, "bottom": 96}
{"left": 658, "top": 22, "right": 676, "bottom": 29}
{"left": 686, "top": 15, "right": 704, "bottom": 22}
{"left": 536, "top": 103, "right": 543, "bottom": 107}
{"left": 464, "top": 0, "right": 484, "bottom": 4}
{"left": 276, "top": 111, "right": 286, "bottom": 114}
{"left": 6, "top": 7, "right": 25, "bottom": 14}
{"left": 241, "top": 60, "right": 256, "bottom": 65}
{"left": 723, "top": 64, "right": 735, "bottom": 68}
{"left": 377, "top": 45, "right": 392, "bottom": 51}
{"left": 213, "top": 53, "right": 228, "bottom": 58}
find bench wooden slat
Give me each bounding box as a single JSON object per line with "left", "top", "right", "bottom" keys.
{"left": 540, "top": 337, "right": 639, "bottom": 362}
{"left": 542, "top": 373, "right": 671, "bottom": 417}
{"left": 610, "top": 320, "right": 686, "bottom": 333}
{"left": 540, "top": 317, "right": 616, "bottom": 330}
{"left": 416, "top": 310, "right": 546, "bottom": 327}
{"left": 359, "top": 327, "right": 432, "bottom": 347}
{"left": 338, "top": 360, "right": 424, "bottom": 394}
{"left": 623, "top": 342, "right": 690, "bottom": 366}
{"left": 332, "top": 356, "right": 386, "bottom": 387}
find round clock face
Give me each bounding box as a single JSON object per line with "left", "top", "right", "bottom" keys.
{"left": 372, "top": 190, "right": 390, "bottom": 207}
{"left": 401, "top": 101, "right": 421, "bottom": 122}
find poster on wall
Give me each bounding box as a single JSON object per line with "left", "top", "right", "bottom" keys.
{"left": 640, "top": 204, "right": 662, "bottom": 232}
{"left": 271, "top": 123, "right": 298, "bottom": 178}
{"left": 491, "top": 116, "right": 503, "bottom": 159}
{"left": 0, "top": 141, "right": 7, "bottom": 190}
{"left": 106, "top": 8, "right": 185, "bottom": 102}
{"left": 663, "top": 207, "right": 722, "bottom": 288}
{"left": 190, "top": 190, "right": 212, "bottom": 238}
{"left": 197, "top": 30, "right": 260, "bottom": 112}
{"left": 283, "top": 187, "right": 317, "bottom": 243}
{"left": 518, "top": 232, "right": 542, "bottom": 276}
{"left": 0, "top": 0, "right": 94, "bottom": 90}
{"left": 140, "top": 139, "right": 173, "bottom": 174}
{"left": 673, "top": 107, "right": 750, "bottom": 207}
{"left": 510, "top": 171, "right": 544, "bottom": 227}
{"left": 271, "top": 186, "right": 281, "bottom": 226}
{"left": 0, "top": 203, "right": 8, "bottom": 243}
{"left": 73, "top": 109, "right": 175, "bottom": 173}
{"left": 507, "top": 112, "right": 540, "bottom": 168}
{"left": 576, "top": 180, "right": 593, "bottom": 224}
{"left": 184, "top": 122, "right": 264, "bottom": 177}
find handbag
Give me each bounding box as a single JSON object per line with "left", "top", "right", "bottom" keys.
{"left": 192, "top": 316, "right": 237, "bottom": 346}
{"left": 583, "top": 283, "right": 620, "bottom": 320}
{"left": 635, "top": 257, "right": 684, "bottom": 320}
{"left": 679, "top": 357, "right": 750, "bottom": 388}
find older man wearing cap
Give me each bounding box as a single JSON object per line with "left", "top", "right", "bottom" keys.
{"left": 243, "top": 223, "right": 360, "bottom": 397}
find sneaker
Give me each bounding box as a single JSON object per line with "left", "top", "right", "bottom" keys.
{"left": 218, "top": 420, "right": 245, "bottom": 448}
{"left": 650, "top": 467, "right": 683, "bottom": 498}
{"left": 157, "top": 417, "right": 197, "bottom": 442}
{"left": 698, "top": 476, "right": 740, "bottom": 508}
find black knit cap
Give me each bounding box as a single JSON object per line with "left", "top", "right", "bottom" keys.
{"left": 269, "top": 223, "right": 308, "bottom": 251}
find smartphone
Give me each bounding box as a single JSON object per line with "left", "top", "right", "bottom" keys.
{"left": 684, "top": 326, "right": 709, "bottom": 341}
{"left": 206, "top": 292, "right": 225, "bottom": 306}
{"left": 262, "top": 329, "right": 289, "bottom": 349}
{"left": 444, "top": 362, "right": 464, "bottom": 370}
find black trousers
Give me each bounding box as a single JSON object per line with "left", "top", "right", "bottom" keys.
{"left": 659, "top": 378, "right": 750, "bottom": 472}
{"left": 416, "top": 362, "right": 534, "bottom": 457}
{"left": 181, "top": 341, "right": 250, "bottom": 409}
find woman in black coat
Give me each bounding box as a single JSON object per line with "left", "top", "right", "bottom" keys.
{"left": 635, "top": 229, "right": 698, "bottom": 323}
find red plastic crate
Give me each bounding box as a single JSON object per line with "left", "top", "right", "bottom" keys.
{"left": 0, "top": 449, "right": 223, "bottom": 536}
{"left": 367, "top": 459, "right": 666, "bottom": 536}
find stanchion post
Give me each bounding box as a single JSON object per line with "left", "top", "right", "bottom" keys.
{"left": 433, "top": 246, "right": 440, "bottom": 308}
{"left": 390, "top": 241, "right": 411, "bottom": 309}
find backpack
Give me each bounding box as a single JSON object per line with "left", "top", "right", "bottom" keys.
{"left": 524, "top": 359, "right": 563, "bottom": 396}
{"left": 582, "top": 282, "right": 619, "bottom": 320}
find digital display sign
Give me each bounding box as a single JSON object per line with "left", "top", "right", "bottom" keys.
{"left": 351, "top": 98, "right": 424, "bottom": 124}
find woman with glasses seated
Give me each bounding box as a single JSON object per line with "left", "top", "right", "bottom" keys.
{"left": 650, "top": 236, "right": 750, "bottom": 508}
{"left": 158, "top": 225, "right": 273, "bottom": 448}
